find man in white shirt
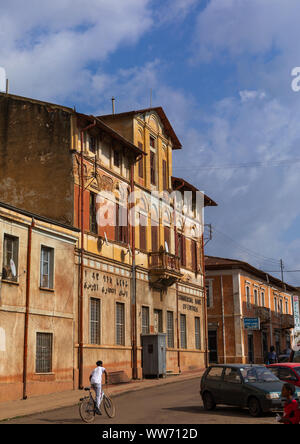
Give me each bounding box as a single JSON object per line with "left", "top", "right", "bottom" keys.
{"left": 89, "top": 361, "right": 108, "bottom": 414}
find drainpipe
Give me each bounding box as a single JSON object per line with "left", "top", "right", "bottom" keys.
{"left": 23, "top": 217, "right": 35, "bottom": 400}
{"left": 173, "top": 179, "right": 185, "bottom": 373}
{"left": 130, "top": 163, "right": 138, "bottom": 379}
{"left": 78, "top": 120, "right": 96, "bottom": 389}
{"left": 201, "top": 233, "right": 209, "bottom": 368}
{"left": 220, "top": 275, "right": 227, "bottom": 364}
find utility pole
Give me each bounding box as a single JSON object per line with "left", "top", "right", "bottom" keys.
{"left": 280, "top": 259, "right": 284, "bottom": 284}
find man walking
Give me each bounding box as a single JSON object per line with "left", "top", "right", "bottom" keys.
{"left": 89, "top": 361, "right": 108, "bottom": 415}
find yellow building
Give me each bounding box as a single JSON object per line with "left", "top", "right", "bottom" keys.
{"left": 0, "top": 93, "right": 217, "bottom": 393}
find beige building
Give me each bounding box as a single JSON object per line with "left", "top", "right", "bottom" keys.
{"left": 0, "top": 202, "right": 78, "bottom": 402}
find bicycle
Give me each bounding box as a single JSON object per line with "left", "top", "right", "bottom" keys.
{"left": 79, "top": 385, "right": 116, "bottom": 423}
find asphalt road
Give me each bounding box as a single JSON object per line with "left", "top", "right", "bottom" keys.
{"left": 4, "top": 378, "right": 277, "bottom": 425}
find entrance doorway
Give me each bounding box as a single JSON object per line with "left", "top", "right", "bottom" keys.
{"left": 262, "top": 331, "right": 268, "bottom": 363}
{"left": 208, "top": 330, "right": 218, "bottom": 363}
{"left": 248, "top": 333, "right": 254, "bottom": 363}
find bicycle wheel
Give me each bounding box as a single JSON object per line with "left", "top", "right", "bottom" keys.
{"left": 79, "top": 397, "right": 96, "bottom": 423}
{"left": 103, "top": 394, "right": 115, "bottom": 418}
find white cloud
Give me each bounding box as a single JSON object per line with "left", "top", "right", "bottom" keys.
{"left": 0, "top": 0, "right": 153, "bottom": 101}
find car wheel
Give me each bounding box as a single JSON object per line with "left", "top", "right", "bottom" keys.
{"left": 202, "top": 391, "right": 216, "bottom": 411}
{"left": 248, "top": 397, "right": 262, "bottom": 417}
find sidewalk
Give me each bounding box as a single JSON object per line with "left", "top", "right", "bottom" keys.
{"left": 0, "top": 369, "right": 204, "bottom": 422}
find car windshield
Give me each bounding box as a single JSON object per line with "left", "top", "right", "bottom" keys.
{"left": 294, "top": 367, "right": 300, "bottom": 377}
{"left": 240, "top": 367, "right": 279, "bottom": 383}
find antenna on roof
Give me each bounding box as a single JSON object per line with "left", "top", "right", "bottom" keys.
{"left": 150, "top": 88, "right": 152, "bottom": 108}
{"left": 111, "top": 97, "right": 115, "bottom": 115}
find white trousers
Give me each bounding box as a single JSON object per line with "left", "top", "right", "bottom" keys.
{"left": 92, "top": 383, "right": 102, "bottom": 409}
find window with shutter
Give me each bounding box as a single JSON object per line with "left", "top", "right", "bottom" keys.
{"left": 2, "top": 234, "right": 19, "bottom": 282}
{"left": 164, "top": 226, "right": 171, "bottom": 252}
{"left": 163, "top": 159, "right": 168, "bottom": 190}
{"left": 167, "top": 311, "right": 174, "bottom": 348}
{"left": 139, "top": 213, "right": 147, "bottom": 251}
{"left": 195, "top": 317, "right": 201, "bottom": 350}
{"left": 191, "top": 240, "right": 197, "bottom": 272}
{"left": 89, "top": 192, "right": 98, "bottom": 234}
{"left": 90, "top": 298, "right": 101, "bottom": 344}
{"left": 150, "top": 151, "right": 156, "bottom": 185}
{"left": 116, "top": 302, "right": 125, "bottom": 345}
{"left": 116, "top": 204, "right": 128, "bottom": 244}
{"left": 138, "top": 142, "right": 144, "bottom": 178}
{"left": 40, "top": 246, "right": 54, "bottom": 289}
{"left": 177, "top": 234, "right": 186, "bottom": 267}
{"left": 151, "top": 225, "right": 159, "bottom": 252}
{"left": 180, "top": 314, "right": 187, "bottom": 349}
{"left": 142, "top": 306, "right": 150, "bottom": 334}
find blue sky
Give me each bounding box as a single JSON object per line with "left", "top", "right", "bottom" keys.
{"left": 1, "top": 0, "right": 300, "bottom": 285}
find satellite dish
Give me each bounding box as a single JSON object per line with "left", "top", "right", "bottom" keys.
{"left": 165, "top": 241, "right": 169, "bottom": 253}
{"left": 0, "top": 67, "right": 6, "bottom": 92}
{"left": 10, "top": 259, "right": 16, "bottom": 278}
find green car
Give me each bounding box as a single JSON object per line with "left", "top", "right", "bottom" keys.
{"left": 200, "top": 364, "right": 287, "bottom": 417}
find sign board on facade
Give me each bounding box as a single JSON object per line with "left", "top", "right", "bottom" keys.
{"left": 293, "top": 296, "right": 300, "bottom": 332}
{"left": 243, "top": 317, "right": 260, "bottom": 330}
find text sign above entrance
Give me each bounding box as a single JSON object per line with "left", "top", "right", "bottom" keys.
{"left": 243, "top": 317, "right": 260, "bottom": 330}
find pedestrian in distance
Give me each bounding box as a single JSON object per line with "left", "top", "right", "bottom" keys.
{"left": 266, "top": 346, "right": 278, "bottom": 365}
{"left": 276, "top": 383, "right": 300, "bottom": 424}
{"left": 89, "top": 360, "right": 108, "bottom": 415}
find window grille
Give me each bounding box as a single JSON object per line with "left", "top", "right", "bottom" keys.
{"left": 116, "top": 302, "right": 125, "bottom": 345}
{"left": 154, "top": 309, "right": 163, "bottom": 333}
{"left": 36, "top": 333, "right": 53, "bottom": 373}
{"left": 167, "top": 311, "right": 174, "bottom": 348}
{"left": 142, "top": 306, "right": 150, "bottom": 335}
{"left": 195, "top": 317, "right": 201, "bottom": 350}
{"left": 180, "top": 314, "right": 187, "bottom": 349}
{"left": 90, "top": 298, "right": 101, "bottom": 344}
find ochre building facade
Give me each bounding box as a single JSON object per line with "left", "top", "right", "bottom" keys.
{"left": 205, "top": 256, "right": 296, "bottom": 365}
{"left": 0, "top": 93, "right": 217, "bottom": 398}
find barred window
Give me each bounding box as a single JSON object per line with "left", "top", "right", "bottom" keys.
{"left": 195, "top": 317, "right": 201, "bottom": 350}
{"left": 40, "top": 246, "right": 54, "bottom": 289}
{"left": 116, "top": 302, "right": 125, "bottom": 345}
{"left": 2, "top": 234, "right": 18, "bottom": 282}
{"left": 36, "top": 333, "right": 53, "bottom": 373}
{"left": 167, "top": 311, "right": 174, "bottom": 348}
{"left": 180, "top": 314, "right": 187, "bottom": 349}
{"left": 154, "top": 309, "right": 163, "bottom": 334}
{"left": 142, "top": 306, "right": 150, "bottom": 335}
{"left": 90, "top": 298, "right": 101, "bottom": 344}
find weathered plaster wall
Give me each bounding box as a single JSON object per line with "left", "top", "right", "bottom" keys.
{"left": 0, "top": 94, "right": 74, "bottom": 225}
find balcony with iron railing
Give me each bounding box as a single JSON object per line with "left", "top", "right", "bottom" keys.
{"left": 148, "top": 251, "right": 183, "bottom": 288}
{"left": 280, "top": 313, "right": 295, "bottom": 330}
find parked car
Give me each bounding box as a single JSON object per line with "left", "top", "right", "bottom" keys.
{"left": 267, "top": 363, "right": 300, "bottom": 388}
{"left": 200, "top": 364, "right": 287, "bottom": 417}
